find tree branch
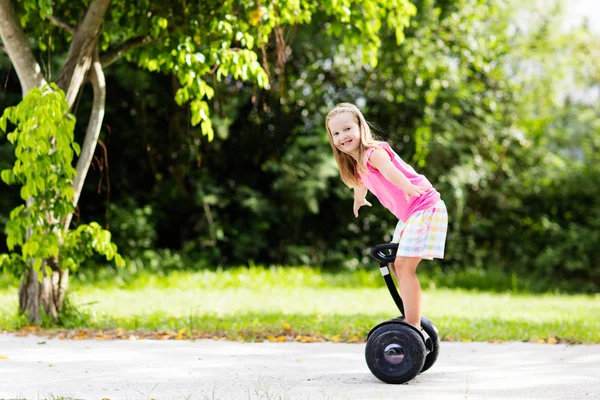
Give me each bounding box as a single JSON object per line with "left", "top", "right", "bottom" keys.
{"left": 64, "top": 51, "right": 106, "bottom": 230}
{"left": 0, "top": 0, "right": 47, "bottom": 95}
{"left": 49, "top": 15, "right": 75, "bottom": 34}
{"left": 56, "top": 0, "right": 111, "bottom": 108}
{"left": 101, "top": 22, "right": 186, "bottom": 69}
{"left": 100, "top": 35, "right": 155, "bottom": 68}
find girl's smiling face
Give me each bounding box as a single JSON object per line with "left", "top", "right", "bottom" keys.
{"left": 328, "top": 112, "right": 361, "bottom": 157}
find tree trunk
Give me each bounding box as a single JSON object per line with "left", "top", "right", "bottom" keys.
{"left": 18, "top": 263, "right": 69, "bottom": 324}
{"left": 18, "top": 266, "right": 41, "bottom": 324}
{"left": 64, "top": 52, "right": 106, "bottom": 230}
{"left": 40, "top": 259, "right": 69, "bottom": 321}
{"left": 0, "top": 0, "right": 47, "bottom": 94}
{"left": 56, "top": 0, "right": 111, "bottom": 107}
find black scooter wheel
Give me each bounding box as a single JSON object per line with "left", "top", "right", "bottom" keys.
{"left": 420, "top": 316, "right": 440, "bottom": 373}
{"left": 365, "top": 322, "right": 426, "bottom": 384}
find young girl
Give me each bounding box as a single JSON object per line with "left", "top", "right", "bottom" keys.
{"left": 325, "top": 102, "right": 448, "bottom": 336}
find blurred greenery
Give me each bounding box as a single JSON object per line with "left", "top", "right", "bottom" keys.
{"left": 1, "top": 0, "right": 599, "bottom": 295}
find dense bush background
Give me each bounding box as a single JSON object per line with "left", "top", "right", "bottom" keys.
{"left": 1, "top": 0, "right": 598, "bottom": 292}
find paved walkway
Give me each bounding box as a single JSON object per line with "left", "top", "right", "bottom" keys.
{"left": 1, "top": 334, "right": 599, "bottom": 399}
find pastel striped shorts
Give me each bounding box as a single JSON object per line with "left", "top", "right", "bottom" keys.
{"left": 391, "top": 200, "right": 448, "bottom": 260}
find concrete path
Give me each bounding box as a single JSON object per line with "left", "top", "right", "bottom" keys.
{"left": 0, "top": 334, "right": 599, "bottom": 400}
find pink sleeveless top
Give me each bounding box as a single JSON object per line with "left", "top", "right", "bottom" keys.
{"left": 358, "top": 142, "right": 441, "bottom": 222}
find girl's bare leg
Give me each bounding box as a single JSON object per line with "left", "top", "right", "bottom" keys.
{"left": 393, "top": 256, "right": 423, "bottom": 329}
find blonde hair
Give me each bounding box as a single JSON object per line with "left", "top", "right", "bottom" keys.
{"left": 325, "top": 103, "right": 381, "bottom": 187}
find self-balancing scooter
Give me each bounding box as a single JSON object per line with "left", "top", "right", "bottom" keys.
{"left": 365, "top": 243, "right": 440, "bottom": 384}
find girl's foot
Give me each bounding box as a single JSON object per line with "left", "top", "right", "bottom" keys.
{"left": 409, "top": 322, "right": 430, "bottom": 343}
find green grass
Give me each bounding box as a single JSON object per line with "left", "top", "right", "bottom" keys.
{"left": 0, "top": 267, "right": 599, "bottom": 343}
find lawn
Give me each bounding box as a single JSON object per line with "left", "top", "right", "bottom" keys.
{"left": 0, "top": 267, "right": 598, "bottom": 343}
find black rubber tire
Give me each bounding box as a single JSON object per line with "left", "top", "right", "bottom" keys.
{"left": 420, "top": 316, "right": 440, "bottom": 373}
{"left": 365, "top": 322, "right": 426, "bottom": 384}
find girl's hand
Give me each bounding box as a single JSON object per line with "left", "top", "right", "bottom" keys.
{"left": 404, "top": 184, "right": 432, "bottom": 202}
{"left": 353, "top": 198, "right": 372, "bottom": 217}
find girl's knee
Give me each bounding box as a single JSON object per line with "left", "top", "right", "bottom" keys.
{"left": 394, "top": 258, "right": 410, "bottom": 278}
{"left": 394, "top": 257, "right": 419, "bottom": 278}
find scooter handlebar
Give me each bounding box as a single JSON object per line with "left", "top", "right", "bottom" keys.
{"left": 370, "top": 243, "right": 399, "bottom": 263}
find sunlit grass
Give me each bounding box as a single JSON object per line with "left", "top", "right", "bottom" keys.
{"left": 0, "top": 268, "right": 598, "bottom": 343}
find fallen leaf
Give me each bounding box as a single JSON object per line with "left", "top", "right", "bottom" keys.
{"left": 155, "top": 332, "right": 175, "bottom": 340}
{"left": 296, "top": 335, "right": 318, "bottom": 343}
{"left": 73, "top": 331, "right": 88, "bottom": 340}
{"left": 547, "top": 337, "right": 558, "bottom": 344}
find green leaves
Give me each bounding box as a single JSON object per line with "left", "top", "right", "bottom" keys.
{"left": 61, "top": 222, "right": 126, "bottom": 272}
{"left": 22, "top": 0, "right": 53, "bottom": 20}
{"left": 1, "top": 170, "right": 14, "bottom": 185}
{"left": 0, "top": 85, "right": 124, "bottom": 279}
{"left": 91, "top": 0, "right": 415, "bottom": 140}
{"left": 9, "top": 0, "right": 418, "bottom": 156}
{"left": 190, "top": 100, "right": 214, "bottom": 140}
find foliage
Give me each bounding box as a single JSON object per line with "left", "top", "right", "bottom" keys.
{"left": 0, "top": 85, "right": 123, "bottom": 279}
{"left": 0, "top": 0, "right": 420, "bottom": 323}
{"left": 1, "top": 0, "right": 599, "bottom": 294}
{"left": 11, "top": 0, "right": 416, "bottom": 139}
{"left": 211, "top": 0, "right": 600, "bottom": 289}
{"left": 272, "top": 0, "right": 526, "bottom": 265}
